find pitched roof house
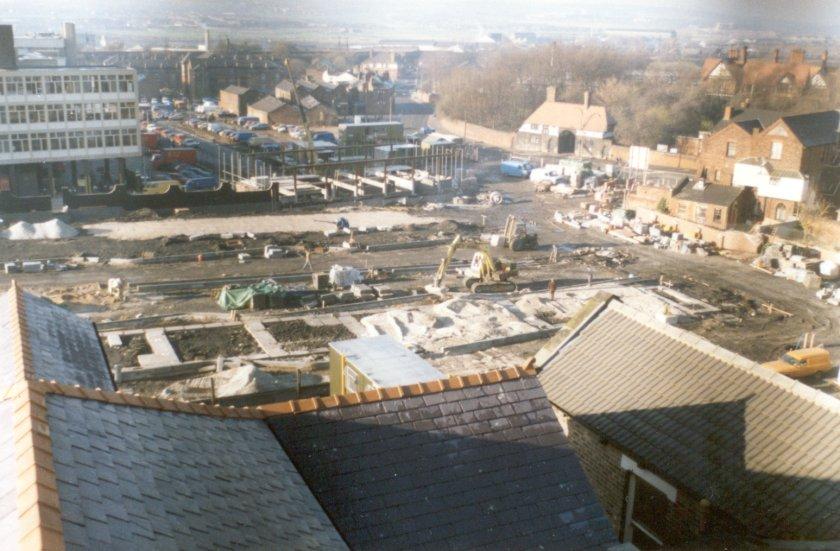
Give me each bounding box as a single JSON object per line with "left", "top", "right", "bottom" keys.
{"left": 0, "top": 284, "right": 620, "bottom": 550}
{"left": 515, "top": 88, "right": 614, "bottom": 158}
{"left": 538, "top": 297, "right": 840, "bottom": 547}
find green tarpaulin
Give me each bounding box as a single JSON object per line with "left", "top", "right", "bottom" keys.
{"left": 217, "top": 280, "right": 288, "bottom": 311}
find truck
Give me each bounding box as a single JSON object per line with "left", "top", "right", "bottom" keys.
{"left": 141, "top": 132, "right": 159, "bottom": 150}
{"left": 500, "top": 159, "right": 533, "bottom": 178}
{"left": 151, "top": 148, "right": 198, "bottom": 170}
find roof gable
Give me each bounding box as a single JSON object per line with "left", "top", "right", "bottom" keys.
{"left": 267, "top": 370, "right": 617, "bottom": 550}
{"left": 538, "top": 300, "right": 840, "bottom": 541}
{"left": 778, "top": 110, "right": 840, "bottom": 147}
{"left": 523, "top": 100, "right": 611, "bottom": 133}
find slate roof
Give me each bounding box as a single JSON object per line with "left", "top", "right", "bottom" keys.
{"left": 249, "top": 95, "right": 284, "bottom": 113}
{"left": 712, "top": 108, "right": 782, "bottom": 132}
{"left": 538, "top": 299, "right": 840, "bottom": 541}
{"left": 0, "top": 285, "right": 112, "bottom": 390}
{"left": 779, "top": 110, "right": 840, "bottom": 147}
{"left": 674, "top": 182, "right": 746, "bottom": 207}
{"left": 46, "top": 393, "right": 345, "bottom": 550}
{"left": 267, "top": 370, "right": 617, "bottom": 550}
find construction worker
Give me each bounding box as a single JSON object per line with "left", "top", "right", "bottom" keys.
{"left": 302, "top": 247, "right": 312, "bottom": 271}
{"left": 548, "top": 278, "right": 557, "bottom": 301}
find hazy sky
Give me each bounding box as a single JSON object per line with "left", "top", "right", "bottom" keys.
{"left": 0, "top": 0, "right": 837, "bottom": 39}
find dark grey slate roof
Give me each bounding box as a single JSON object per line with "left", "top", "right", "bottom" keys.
{"left": 674, "top": 182, "right": 745, "bottom": 206}
{"left": 538, "top": 300, "right": 840, "bottom": 541}
{"left": 0, "top": 400, "right": 17, "bottom": 544}
{"left": 249, "top": 95, "right": 284, "bottom": 113}
{"left": 46, "top": 394, "right": 347, "bottom": 550}
{"left": 19, "top": 290, "right": 113, "bottom": 390}
{"left": 781, "top": 110, "right": 840, "bottom": 147}
{"left": 713, "top": 108, "right": 781, "bottom": 132}
{"left": 269, "top": 376, "right": 617, "bottom": 550}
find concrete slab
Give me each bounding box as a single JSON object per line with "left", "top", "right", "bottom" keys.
{"left": 137, "top": 328, "right": 180, "bottom": 368}
{"left": 105, "top": 333, "right": 123, "bottom": 348}
{"left": 243, "top": 320, "right": 287, "bottom": 356}
{"left": 338, "top": 314, "right": 367, "bottom": 337}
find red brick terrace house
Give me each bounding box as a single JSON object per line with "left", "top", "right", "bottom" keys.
{"left": 698, "top": 107, "right": 840, "bottom": 210}
{"left": 701, "top": 46, "right": 830, "bottom": 98}
{"left": 537, "top": 295, "right": 840, "bottom": 549}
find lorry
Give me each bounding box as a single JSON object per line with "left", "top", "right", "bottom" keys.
{"left": 761, "top": 348, "right": 833, "bottom": 378}
{"left": 151, "top": 148, "right": 198, "bottom": 170}
{"left": 500, "top": 159, "right": 533, "bottom": 178}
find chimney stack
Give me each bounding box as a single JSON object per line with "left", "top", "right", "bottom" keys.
{"left": 62, "top": 22, "right": 76, "bottom": 67}
{"left": 723, "top": 105, "right": 733, "bottom": 120}
{"left": 546, "top": 85, "right": 557, "bottom": 102}
{"left": 0, "top": 25, "right": 15, "bottom": 70}
{"left": 773, "top": 48, "right": 780, "bottom": 63}
{"left": 821, "top": 50, "right": 828, "bottom": 69}
{"left": 737, "top": 45, "right": 747, "bottom": 65}
{"left": 583, "top": 90, "right": 590, "bottom": 109}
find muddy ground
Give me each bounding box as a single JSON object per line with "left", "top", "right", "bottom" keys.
{"left": 169, "top": 326, "right": 260, "bottom": 361}
{"left": 101, "top": 334, "right": 151, "bottom": 368}
{"left": 266, "top": 319, "right": 354, "bottom": 351}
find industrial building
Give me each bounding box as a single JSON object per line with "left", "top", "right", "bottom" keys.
{"left": 0, "top": 24, "right": 140, "bottom": 196}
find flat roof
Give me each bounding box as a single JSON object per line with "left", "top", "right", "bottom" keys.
{"left": 330, "top": 335, "right": 443, "bottom": 388}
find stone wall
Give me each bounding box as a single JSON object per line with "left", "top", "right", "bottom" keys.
{"left": 435, "top": 113, "right": 515, "bottom": 150}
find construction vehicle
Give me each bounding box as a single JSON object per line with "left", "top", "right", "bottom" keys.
{"left": 427, "top": 234, "right": 518, "bottom": 295}
{"left": 503, "top": 215, "right": 538, "bottom": 251}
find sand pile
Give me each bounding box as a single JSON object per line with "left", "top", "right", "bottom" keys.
{"left": 360, "top": 295, "right": 550, "bottom": 353}
{"left": 2, "top": 219, "right": 79, "bottom": 240}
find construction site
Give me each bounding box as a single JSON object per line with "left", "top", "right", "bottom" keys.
{"left": 3, "top": 146, "right": 839, "bottom": 406}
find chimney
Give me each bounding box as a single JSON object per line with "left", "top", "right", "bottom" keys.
{"left": 0, "top": 25, "right": 15, "bottom": 70}
{"left": 723, "top": 105, "right": 732, "bottom": 120}
{"left": 789, "top": 48, "right": 805, "bottom": 64}
{"left": 773, "top": 48, "right": 780, "bottom": 63}
{"left": 546, "top": 85, "right": 557, "bottom": 102}
{"left": 752, "top": 127, "right": 760, "bottom": 136}
{"left": 62, "top": 22, "right": 77, "bottom": 67}
{"left": 728, "top": 47, "right": 738, "bottom": 62}
{"left": 821, "top": 50, "right": 828, "bottom": 69}
{"left": 737, "top": 45, "right": 747, "bottom": 65}
{"left": 583, "top": 90, "right": 590, "bottom": 109}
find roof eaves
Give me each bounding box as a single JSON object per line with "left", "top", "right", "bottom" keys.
{"left": 260, "top": 366, "right": 532, "bottom": 416}
{"left": 7, "top": 281, "right": 34, "bottom": 385}
{"left": 9, "top": 381, "right": 65, "bottom": 550}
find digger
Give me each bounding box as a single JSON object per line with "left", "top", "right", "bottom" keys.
{"left": 426, "top": 234, "right": 518, "bottom": 295}
{"left": 503, "top": 215, "right": 538, "bottom": 251}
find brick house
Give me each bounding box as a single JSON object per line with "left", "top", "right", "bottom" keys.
{"left": 246, "top": 95, "right": 285, "bottom": 125}
{"left": 624, "top": 171, "right": 691, "bottom": 213}
{"left": 515, "top": 88, "right": 614, "bottom": 158}
{"left": 699, "top": 108, "right": 840, "bottom": 210}
{"left": 537, "top": 296, "right": 840, "bottom": 549}
{"left": 219, "top": 84, "right": 262, "bottom": 116}
{"left": 670, "top": 180, "right": 755, "bottom": 230}
{"left": 701, "top": 46, "right": 830, "bottom": 98}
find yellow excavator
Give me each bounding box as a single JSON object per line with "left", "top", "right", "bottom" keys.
{"left": 427, "top": 234, "right": 518, "bottom": 294}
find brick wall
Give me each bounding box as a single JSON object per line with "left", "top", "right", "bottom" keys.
{"left": 697, "top": 124, "right": 753, "bottom": 184}
{"left": 633, "top": 206, "right": 765, "bottom": 252}
{"left": 434, "top": 113, "right": 515, "bottom": 150}
{"left": 610, "top": 145, "right": 700, "bottom": 171}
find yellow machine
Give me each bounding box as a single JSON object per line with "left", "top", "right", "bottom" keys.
{"left": 762, "top": 348, "right": 833, "bottom": 378}
{"left": 503, "top": 215, "right": 538, "bottom": 251}
{"left": 428, "top": 235, "right": 517, "bottom": 294}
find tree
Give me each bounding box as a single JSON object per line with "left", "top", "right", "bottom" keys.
{"left": 656, "top": 198, "right": 670, "bottom": 214}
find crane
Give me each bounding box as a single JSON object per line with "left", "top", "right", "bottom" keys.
{"left": 283, "top": 58, "right": 316, "bottom": 165}
{"left": 428, "top": 234, "right": 518, "bottom": 295}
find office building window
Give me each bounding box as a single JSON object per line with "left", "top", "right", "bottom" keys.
{"left": 24, "top": 76, "right": 43, "bottom": 95}
{"left": 86, "top": 131, "right": 103, "bottom": 148}
{"left": 100, "top": 74, "right": 117, "bottom": 93}
{"left": 46, "top": 76, "right": 64, "bottom": 94}
{"left": 63, "top": 75, "right": 81, "bottom": 94}
{"left": 82, "top": 75, "right": 99, "bottom": 94}
{"left": 8, "top": 105, "right": 26, "bottom": 124}
{"left": 27, "top": 104, "right": 46, "bottom": 123}
{"left": 102, "top": 102, "right": 118, "bottom": 120}
{"left": 5, "top": 77, "right": 23, "bottom": 95}
{"left": 118, "top": 75, "right": 134, "bottom": 93}
{"left": 30, "top": 132, "right": 48, "bottom": 151}
{"left": 119, "top": 102, "right": 136, "bottom": 119}
{"left": 104, "top": 129, "right": 120, "bottom": 147}
{"left": 84, "top": 103, "right": 103, "bottom": 121}
{"left": 10, "top": 133, "right": 29, "bottom": 152}
{"left": 0, "top": 106, "right": 5, "bottom": 124}
{"left": 0, "top": 135, "right": 9, "bottom": 153}
{"left": 49, "top": 132, "right": 66, "bottom": 150}
{"left": 121, "top": 128, "right": 137, "bottom": 146}
{"left": 66, "top": 103, "right": 83, "bottom": 122}
{"left": 771, "top": 141, "right": 783, "bottom": 160}
{"left": 67, "top": 131, "right": 84, "bottom": 149}
{"left": 47, "top": 104, "right": 64, "bottom": 122}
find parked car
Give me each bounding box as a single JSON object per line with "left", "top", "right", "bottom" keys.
{"left": 273, "top": 124, "right": 287, "bottom": 132}
{"left": 250, "top": 123, "right": 270, "bottom": 131}
{"left": 762, "top": 348, "right": 833, "bottom": 378}
{"left": 182, "top": 138, "right": 200, "bottom": 148}
{"left": 312, "top": 131, "right": 338, "bottom": 144}
{"left": 500, "top": 159, "right": 533, "bottom": 178}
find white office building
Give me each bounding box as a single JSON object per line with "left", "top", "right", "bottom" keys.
{"left": 0, "top": 23, "right": 141, "bottom": 196}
